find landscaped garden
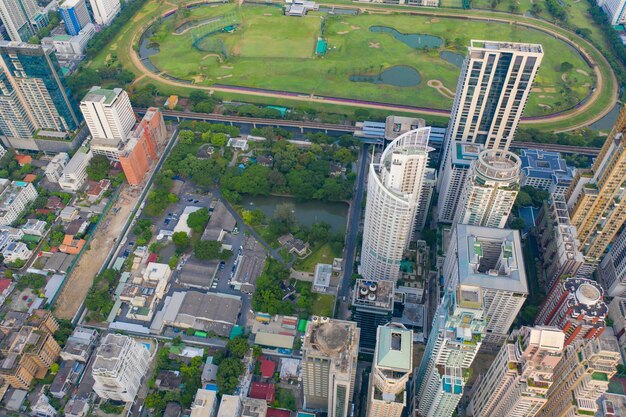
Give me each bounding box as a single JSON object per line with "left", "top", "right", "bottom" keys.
{"left": 135, "top": 3, "right": 595, "bottom": 117}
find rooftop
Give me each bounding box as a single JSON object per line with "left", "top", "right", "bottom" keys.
{"left": 353, "top": 279, "right": 395, "bottom": 311}
{"left": 82, "top": 86, "right": 123, "bottom": 106}
{"left": 471, "top": 39, "right": 543, "bottom": 54}
{"left": 177, "top": 291, "right": 241, "bottom": 324}
{"left": 454, "top": 224, "right": 528, "bottom": 295}
{"left": 562, "top": 278, "right": 608, "bottom": 322}
{"left": 304, "top": 317, "right": 359, "bottom": 373}
{"left": 376, "top": 324, "right": 412, "bottom": 371}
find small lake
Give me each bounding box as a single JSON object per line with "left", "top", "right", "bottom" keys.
{"left": 440, "top": 50, "right": 465, "bottom": 68}
{"left": 369, "top": 26, "right": 443, "bottom": 49}
{"left": 350, "top": 65, "right": 421, "bottom": 87}
{"left": 589, "top": 102, "right": 621, "bottom": 131}
{"left": 239, "top": 195, "right": 349, "bottom": 233}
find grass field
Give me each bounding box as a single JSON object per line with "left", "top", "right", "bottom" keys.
{"left": 143, "top": 3, "right": 594, "bottom": 117}
{"left": 294, "top": 243, "right": 341, "bottom": 273}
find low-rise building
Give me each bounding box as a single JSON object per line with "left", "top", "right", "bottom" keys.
{"left": 217, "top": 394, "right": 241, "bottom": 417}
{"left": 118, "top": 262, "right": 171, "bottom": 322}
{"left": 519, "top": 149, "right": 574, "bottom": 195}
{"left": 313, "top": 263, "right": 332, "bottom": 293}
{"left": 41, "top": 23, "right": 95, "bottom": 69}
{"left": 59, "top": 234, "right": 85, "bottom": 255}
{"left": 0, "top": 180, "right": 38, "bottom": 226}
{"left": 49, "top": 360, "right": 83, "bottom": 399}
{"left": 31, "top": 393, "right": 57, "bottom": 417}
{"left": 227, "top": 137, "right": 248, "bottom": 151}
{"left": 161, "top": 291, "right": 241, "bottom": 337}
{"left": 92, "top": 333, "right": 151, "bottom": 403}
{"left": 44, "top": 153, "right": 69, "bottom": 182}
{"left": 58, "top": 147, "right": 93, "bottom": 192}
{"left": 21, "top": 219, "right": 47, "bottom": 237}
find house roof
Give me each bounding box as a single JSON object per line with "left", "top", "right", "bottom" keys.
{"left": 0, "top": 279, "right": 11, "bottom": 294}
{"left": 267, "top": 408, "right": 292, "bottom": 417}
{"left": 376, "top": 325, "right": 412, "bottom": 371}
{"left": 15, "top": 154, "right": 32, "bottom": 166}
{"left": 259, "top": 356, "right": 276, "bottom": 378}
{"left": 22, "top": 174, "right": 36, "bottom": 183}
{"left": 248, "top": 382, "right": 275, "bottom": 402}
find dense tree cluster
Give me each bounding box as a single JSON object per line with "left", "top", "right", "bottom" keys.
{"left": 85, "top": 269, "right": 120, "bottom": 321}
{"left": 516, "top": 128, "right": 605, "bottom": 148}
{"left": 251, "top": 259, "right": 294, "bottom": 315}
{"left": 215, "top": 336, "right": 249, "bottom": 394}
{"left": 86, "top": 155, "right": 111, "bottom": 181}
{"left": 187, "top": 208, "right": 209, "bottom": 233}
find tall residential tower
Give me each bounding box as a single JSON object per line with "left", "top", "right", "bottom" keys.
{"left": 360, "top": 128, "right": 434, "bottom": 281}
{"left": 438, "top": 40, "right": 543, "bottom": 223}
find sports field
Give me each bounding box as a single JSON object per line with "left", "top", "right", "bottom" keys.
{"left": 144, "top": 3, "right": 594, "bottom": 117}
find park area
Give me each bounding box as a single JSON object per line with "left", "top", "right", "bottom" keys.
{"left": 95, "top": 1, "right": 599, "bottom": 118}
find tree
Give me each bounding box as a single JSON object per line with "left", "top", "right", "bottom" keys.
{"left": 510, "top": 218, "right": 525, "bottom": 230}
{"left": 226, "top": 336, "right": 249, "bottom": 358}
{"left": 86, "top": 154, "right": 111, "bottom": 181}
{"left": 422, "top": 229, "right": 437, "bottom": 247}
{"left": 242, "top": 209, "right": 263, "bottom": 226}
{"left": 172, "top": 232, "right": 190, "bottom": 252}
{"left": 179, "top": 130, "right": 195, "bottom": 144}
{"left": 194, "top": 240, "right": 222, "bottom": 260}
{"left": 189, "top": 90, "right": 210, "bottom": 105}
{"left": 560, "top": 61, "right": 574, "bottom": 72}
{"left": 187, "top": 208, "right": 209, "bottom": 233}
{"left": 50, "top": 363, "right": 59, "bottom": 374}
{"left": 216, "top": 357, "right": 244, "bottom": 395}
{"left": 514, "top": 190, "right": 532, "bottom": 208}
{"left": 211, "top": 133, "right": 228, "bottom": 147}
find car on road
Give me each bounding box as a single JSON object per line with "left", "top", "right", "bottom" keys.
{"left": 219, "top": 261, "right": 225, "bottom": 271}
{"left": 187, "top": 198, "right": 193, "bottom": 202}
{"left": 128, "top": 242, "right": 134, "bottom": 246}
{"left": 193, "top": 200, "right": 199, "bottom": 204}
{"left": 164, "top": 219, "right": 171, "bottom": 225}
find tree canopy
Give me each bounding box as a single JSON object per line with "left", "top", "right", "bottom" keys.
{"left": 187, "top": 208, "right": 209, "bottom": 233}
{"left": 86, "top": 154, "right": 111, "bottom": 181}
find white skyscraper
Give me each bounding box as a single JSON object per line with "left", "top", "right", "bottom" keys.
{"left": 438, "top": 40, "right": 543, "bottom": 223}
{"left": 360, "top": 128, "right": 434, "bottom": 281}
{"left": 302, "top": 317, "right": 360, "bottom": 417}
{"left": 453, "top": 149, "right": 521, "bottom": 228}
{"left": 367, "top": 323, "right": 413, "bottom": 417}
{"left": 412, "top": 284, "right": 486, "bottom": 417}
{"left": 467, "top": 326, "right": 565, "bottom": 417}
{"left": 600, "top": 0, "right": 626, "bottom": 24}
{"left": 80, "top": 86, "right": 135, "bottom": 159}
{"left": 444, "top": 224, "right": 528, "bottom": 345}
{"left": 88, "top": 0, "right": 121, "bottom": 26}
{"left": 91, "top": 334, "right": 151, "bottom": 403}
{"left": 0, "top": 0, "right": 40, "bottom": 42}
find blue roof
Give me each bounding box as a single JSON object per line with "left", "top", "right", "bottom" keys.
{"left": 520, "top": 148, "right": 573, "bottom": 182}
{"left": 363, "top": 121, "right": 386, "bottom": 128}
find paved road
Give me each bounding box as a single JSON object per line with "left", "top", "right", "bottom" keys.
{"left": 337, "top": 144, "right": 368, "bottom": 318}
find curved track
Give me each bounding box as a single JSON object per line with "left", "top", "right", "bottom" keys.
{"left": 128, "top": 2, "right": 618, "bottom": 131}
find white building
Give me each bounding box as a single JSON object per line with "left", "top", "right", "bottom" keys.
{"left": 412, "top": 284, "right": 485, "bottom": 417}
{"left": 91, "top": 334, "right": 151, "bottom": 403}
{"left": 438, "top": 40, "right": 542, "bottom": 222}
{"left": 190, "top": 389, "right": 218, "bottom": 417}
{"left": 414, "top": 167, "right": 436, "bottom": 231}
{"left": 454, "top": 149, "right": 521, "bottom": 229}
{"left": 366, "top": 323, "right": 413, "bottom": 417}
{"left": 58, "top": 147, "right": 93, "bottom": 191}
{"left": 360, "top": 128, "right": 434, "bottom": 282}
{"left": 444, "top": 224, "right": 527, "bottom": 346}
{"left": 0, "top": 228, "right": 31, "bottom": 263}
{"left": 0, "top": 179, "right": 37, "bottom": 226}
{"left": 467, "top": 326, "right": 565, "bottom": 417}
{"left": 41, "top": 23, "right": 96, "bottom": 67}
{"left": 88, "top": 0, "right": 121, "bottom": 26}
{"left": 80, "top": 86, "right": 135, "bottom": 160}
{"left": 600, "top": 0, "right": 626, "bottom": 25}
{"left": 21, "top": 219, "right": 46, "bottom": 236}
{"left": 44, "top": 152, "right": 69, "bottom": 182}
{"left": 599, "top": 227, "right": 626, "bottom": 297}
{"left": 302, "top": 317, "right": 360, "bottom": 417}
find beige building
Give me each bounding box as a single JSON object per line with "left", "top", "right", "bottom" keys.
{"left": 467, "top": 326, "right": 565, "bottom": 417}
{"left": 302, "top": 317, "right": 360, "bottom": 417}
{"left": 0, "top": 310, "right": 60, "bottom": 389}
{"left": 367, "top": 323, "right": 413, "bottom": 417}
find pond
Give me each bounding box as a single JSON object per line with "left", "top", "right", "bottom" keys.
{"left": 350, "top": 65, "right": 421, "bottom": 87}
{"left": 589, "top": 102, "right": 621, "bottom": 131}
{"left": 439, "top": 50, "right": 465, "bottom": 68}
{"left": 239, "top": 195, "right": 349, "bottom": 233}
{"left": 369, "top": 26, "right": 443, "bottom": 49}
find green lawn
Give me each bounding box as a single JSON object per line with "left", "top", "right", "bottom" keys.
{"left": 311, "top": 293, "right": 336, "bottom": 317}
{"left": 294, "top": 243, "right": 341, "bottom": 273}
{"left": 145, "top": 4, "right": 593, "bottom": 116}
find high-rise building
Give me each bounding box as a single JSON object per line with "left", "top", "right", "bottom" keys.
{"left": 92, "top": 333, "right": 151, "bottom": 403}
{"left": 598, "top": 227, "right": 626, "bottom": 297}
{"left": 302, "top": 317, "right": 360, "bottom": 417}
{"left": 119, "top": 114, "right": 158, "bottom": 185}
{"left": 567, "top": 106, "right": 626, "bottom": 267}
{"left": 437, "top": 141, "right": 482, "bottom": 224}
{"left": 453, "top": 149, "right": 521, "bottom": 228}
{"left": 88, "top": 0, "right": 120, "bottom": 26}
{"left": 438, "top": 40, "right": 543, "bottom": 222}
{"left": 599, "top": 0, "right": 626, "bottom": 25}
{"left": 0, "top": 41, "right": 80, "bottom": 144}
{"left": 80, "top": 86, "right": 135, "bottom": 159}
{"left": 415, "top": 167, "right": 436, "bottom": 231}
{"left": 0, "top": 0, "right": 40, "bottom": 42}
{"left": 467, "top": 326, "right": 565, "bottom": 417}
{"left": 351, "top": 279, "right": 395, "bottom": 354}
{"left": 535, "top": 335, "right": 620, "bottom": 417}
{"left": 366, "top": 323, "right": 413, "bottom": 417}
{"left": 412, "top": 284, "right": 486, "bottom": 417}
{"left": 59, "top": 0, "right": 92, "bottom": 36}
{"left": 519, "top": 149, "right": 575, "bottom": 196}
{"left": 360, "top": 128, "right": 434, "bottom": 281}
{"left": 0, "top": 310, "right": 60, "bottom": 390}
{"left": 444, "top": 224, "right": 527, "bottom": 345}
{"left": 535, "top": 193, "right": 585, "bottom": 291}
{"left": 535, "top": 277, "right": 608, "bottom": 347}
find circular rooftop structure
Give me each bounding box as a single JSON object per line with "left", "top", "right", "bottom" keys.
{"left": 314, "top": 322, "right": 349, "bottom": 353}
{"left": 576, "top": 282, "right": 602, "bottom": 306}
{"left": 476, "top": 149, "right": 521, "bottom": 181}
